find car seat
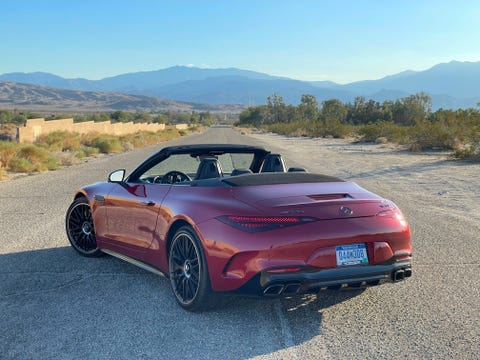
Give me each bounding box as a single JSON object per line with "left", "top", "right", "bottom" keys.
{"left": 260, "top": 154, "right": 286, "bottom": 172}
{"left": 231, "top": 168, "right": 253, "bottom": 176}
{"left": 195, "top": 158, "right": 224, "bottom": 180}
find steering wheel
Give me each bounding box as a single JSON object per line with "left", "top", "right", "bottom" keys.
{"left": 159, "top": 171, "right": 192, "bottom": 184}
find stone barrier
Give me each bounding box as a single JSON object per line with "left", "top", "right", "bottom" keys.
{"left": 16, "top": 118, "right": 171, "bottom": 143}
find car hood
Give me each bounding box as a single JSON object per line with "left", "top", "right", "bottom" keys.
{"left": 232, "top": 181, "right": 387, "bottom": 220}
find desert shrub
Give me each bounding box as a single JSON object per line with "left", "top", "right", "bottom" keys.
{"left": 16, "top": 144, "right": 50, "bottom": 163}
{"left": 75, "top": 146, "right": 100, "bottom": 159}
{"left": 118, "top": 129, "right": 182, "bottom": 149}
{"left": 157, "top": 128, "right": 182, "bottom": 142}
{"left": 266, "top": 121, "right": 308, "bottom": 136}
{"left": 134, "top": 131, "right": 159, "bottom": 146}
{"left": 315, "top": 120, "right": 354, "bottom": 139}
{"left": 0, "top": 127, "right": 187, "bottom": 175}
{"left": 0, "top": 141, "right": 19, "bottom": 167}
{"left": 79, "top": 132, "right": 101, "bottom": 147}
{"left": 93, "top": 136, "right": 122, "bottom": 153}
{"left": 452, "top": 144, "right": 480, "bottom": 161}
{"left": 121, "top": 141, "right": 135, "bottom": 152}
{"left": 57, "top": 152, "right": 80, "bottom": 166}
{"left": 358, "top": 121, "right": 408, "bottom": 143}
{"left": 408, "top": 121, "right": 458, "bottom": 151}
{"left": 375, "top": 137, "right": 388, "bottom": 144}
{"left": 125, "top": 133, "right": 147, "bottom": 147}
{"left": 122, "top": 132, "right": 148, "bottom": 147}
{"left": 14, "top": 144, "right": 59, "bottom": 171}
{"left": 36, "top": 156, "right": 59, "bottom": 171}
{"left": 36, "top": 131, "right": 82, "bottom": 152}
{"left": 82, "top": 146, "right": 100, "bottom": 156}
{"left": 9, "top": 157, "right": 33, "bottom": 172}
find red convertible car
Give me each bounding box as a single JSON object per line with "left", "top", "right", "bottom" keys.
{"left": 66, "top": 144, "right": 412, "bottom": 311}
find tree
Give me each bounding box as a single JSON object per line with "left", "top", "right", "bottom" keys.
{"left": 298, "top": 94, "right": 318, "bottom": 121}
{"left": 238, "top": 106, "right": 265, "bottom": 127}
{"left": 265, "top": 93, "right": 286, "bottom": 124}
{"left": 152, "top": 114, "right": 169, "bottom": 124}
{"left": 318, "top": 99, "right": 349, "bottom": 137}
{"left": 320, "top": 99, "right": 348, "bottom": 123}
{"left": 198, "top": 111, "right": 215, "bottom": 126}
{"left": 134, "top": 112, "right": 153, "bottom": 123}
{"left": 110, "top": 111, "right": 133, "bottom": 123}
{"left": 392, "top": 92, "right": 432, "bottom": 125}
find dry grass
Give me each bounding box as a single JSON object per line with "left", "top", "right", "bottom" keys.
{"left": 0, "top": 127, "right": 188, "bottom": 179}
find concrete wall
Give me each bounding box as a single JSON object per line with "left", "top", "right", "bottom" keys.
{"left": 174, "top": 124, "right": 189, "bottom": 130}
{"left": 17, "top": 118, "right": 171, "bottom": 143}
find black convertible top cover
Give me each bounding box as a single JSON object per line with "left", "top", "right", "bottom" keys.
{"left": 222, "top": 172, "right": 344, "bottom": 187}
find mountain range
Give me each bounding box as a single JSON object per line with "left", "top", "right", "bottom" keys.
{"left": 1, "top": 61, "right": 480, "bottom": 111}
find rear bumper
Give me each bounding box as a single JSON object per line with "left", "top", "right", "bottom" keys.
{"left": 236, "top": 259, "right": 412, "bottom": 297}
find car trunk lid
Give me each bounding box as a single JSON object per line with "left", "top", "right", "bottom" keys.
{"left": 232, "top": 181, "right": 386, "bottom": 220}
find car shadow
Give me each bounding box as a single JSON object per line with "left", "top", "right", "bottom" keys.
{"left": 0, "top": 246, "right": 365, "bottom": 359}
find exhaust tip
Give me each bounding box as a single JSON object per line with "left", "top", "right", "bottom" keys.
{"left": 393, "top": 269, "right": 405, "bottom": 282}
{"left": 404, "top": 268, "right": 412, "bottom": 278}
{"left": 283, "top": 283, "right": 301, "bottom": 295}
{"left": 263, "top": 284, "right": 284, "bottom": 296}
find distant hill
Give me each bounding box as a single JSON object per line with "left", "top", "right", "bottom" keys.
{"left": 0, "top": 67, "right": 286, "bottom": 93}
{"left": 1, "top": 61, "right": 480, "bottom": 110}
{"left": 145, "top": 76, "right": 357, "bottom": 105}
{"left": 328, "top": 61, "right": 480, "bottom": 99}
{"left": 0, "top": 80, "right": 246, "bottom": 113}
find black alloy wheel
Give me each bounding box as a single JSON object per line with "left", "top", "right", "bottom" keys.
{"left": 169, "top": 226, "right": 216, "bottom": 311}
{"left": 66, "top": 197, "right": 103, "bottom": 257}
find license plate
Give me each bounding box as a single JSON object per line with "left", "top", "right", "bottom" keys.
{"left": 336, "top": 244, "right": 368, "bottom": 266}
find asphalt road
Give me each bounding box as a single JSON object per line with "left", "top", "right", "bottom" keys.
{"left": 1, "top": 126, "right": 479, "bottom": 359}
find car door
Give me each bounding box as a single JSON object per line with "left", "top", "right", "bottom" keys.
{"left": 104, "top": 182, "right": 171, "bottom": 250}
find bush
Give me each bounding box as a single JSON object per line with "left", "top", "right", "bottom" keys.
{"left": 58, "top": 152, "right": 79, "bottom": 166}
{"left": 318, "top": 121, "right": 354, "bottom": 139}
{"left": 358, "top": 121, "right": 407, "bottom": 143}
{"left": 13, "top": 144, "right": 59, "bottom": 172}
{"left": 452, "top": 144, "right": 480, "bottom": 161}
{"left": 37, "top": 156, "right": 60, "bottom": 171}
{"left": 121, "top": 141, "right": 134, "bottom": 152}
{"left": 0, "top": 127, "right": 190, "bottom": 176}
{"left": 9, "top": 157, "right": 33, "bottom": 172}
{"left": 93, "top": 136, "right": 122, "bottom": 153}
{"left": 36, "top": 131, "right": 82, "bottom": 152}
{"left": 78, "top": 146, "right": 100, "bottom": 158}
{"left": 0, "top": 141, "right": 18, "bottom": 167}
{"left": 266, "top": 121, "right": 308, "bottom": 136}
{"left": 408, "top": 121, "right": 459, "bottom": 151}
{"left": 17, "top": 144, "right": 50, "bottom": 163}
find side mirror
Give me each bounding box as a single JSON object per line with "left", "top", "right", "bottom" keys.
{"left": 108, "top": 169, "right": 126, "bottom": 183}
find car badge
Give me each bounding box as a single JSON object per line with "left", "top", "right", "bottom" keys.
{"left": 339, "top": 206, "right": 353, "bottom": 216}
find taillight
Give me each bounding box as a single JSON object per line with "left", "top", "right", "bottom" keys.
{"left": 376, "top": 208, "right": 407, "bottom": 227}
{"left": 217, "top": 215, "right": 318, "bottom": 232}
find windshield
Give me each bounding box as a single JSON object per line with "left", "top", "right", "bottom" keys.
{"left": 138, "top": 152, "right": 256, "bottom": 182}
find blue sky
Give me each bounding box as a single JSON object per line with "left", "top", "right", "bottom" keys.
{"left": 1, "top": 0, "right": 479, "bottom": 83}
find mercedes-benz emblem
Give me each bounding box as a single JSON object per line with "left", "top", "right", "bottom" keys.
{"left": 339, "top": 206, "right": 353, "bottom": 216}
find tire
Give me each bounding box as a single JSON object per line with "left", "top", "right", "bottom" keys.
{"left": 65, "top": 197, "right": 104, "bottom": 258}
{"left": 168, "top": 226, "right": 217, "bottom": 311}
